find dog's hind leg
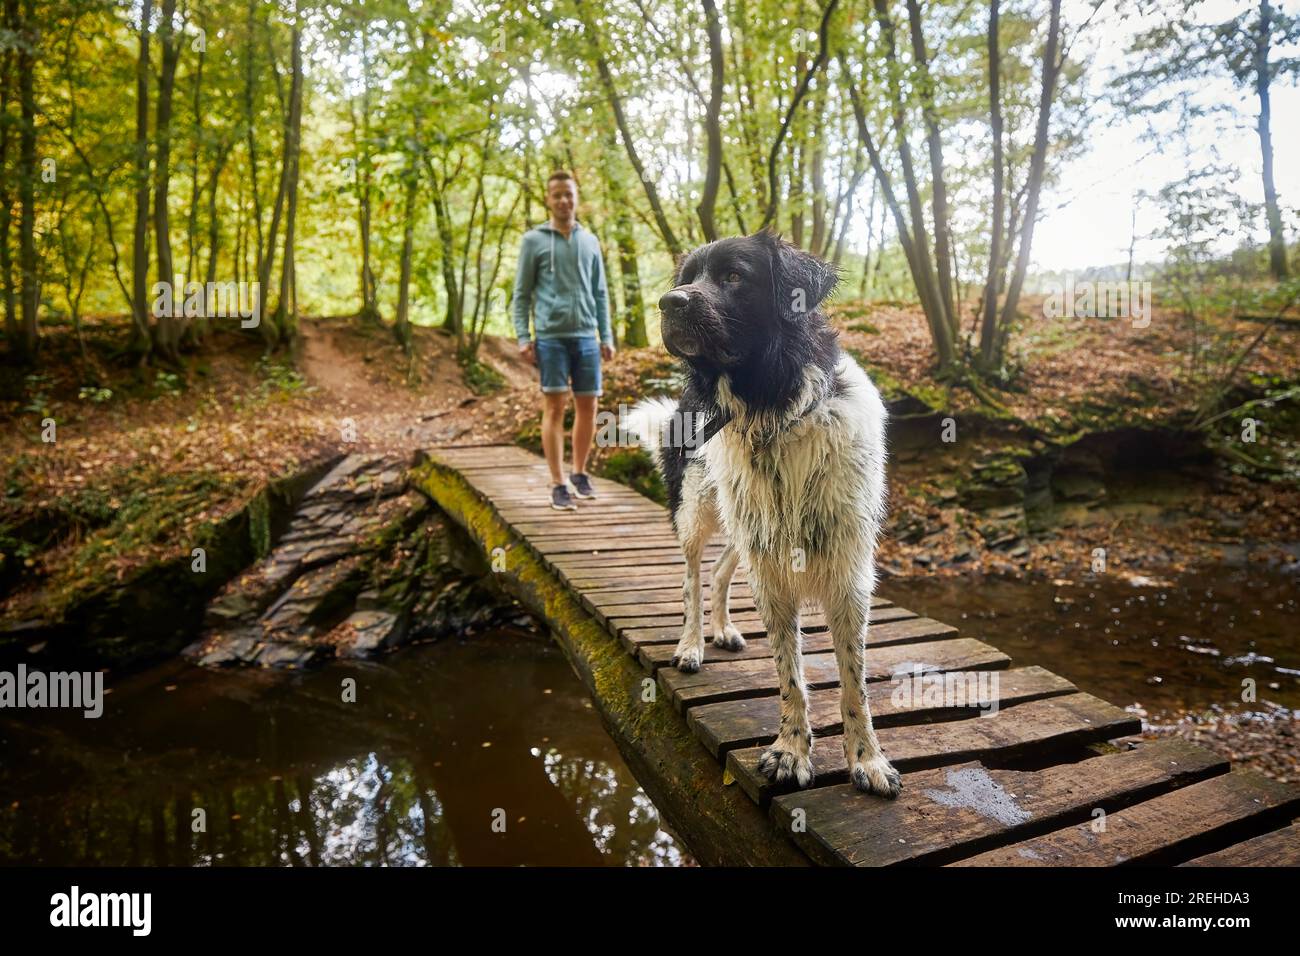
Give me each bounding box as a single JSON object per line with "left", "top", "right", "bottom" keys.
{"left": 709, "top": 542, "right": 746, "bottom": 652}
{"left": 670, "top": 473, "right": 716, "bottom": 673}
{"left": 754, "top": 581, "right": 814, "bottom": 788}
{"left": 824, "top": 571, "right": 903, "bottom": 799}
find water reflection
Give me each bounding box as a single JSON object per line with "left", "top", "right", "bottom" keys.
{"left": 0, "top": 630, "right": 691, "bottom": 866}
{"left": 885, "top": 565, "right": 1299, "bottom": 722}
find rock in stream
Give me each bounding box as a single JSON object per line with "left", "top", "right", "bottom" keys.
{"left": 185, "top": 454, "right": 531, "bottom": 669}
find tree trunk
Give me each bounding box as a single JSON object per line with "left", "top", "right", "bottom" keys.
{"left": 394, "top": 166, "right": 418, "bottom": 351}
{"left": 257, "top": 34, "right": 290, "bottom": 347}
{"left": 352, "top": 30, "right": 379, "bottom": 324}
{"left": 695, "top": 0, "right": 724, "bottom": 242}
{"left": 906, "top": 0, "right": 957, "bottom": 338}
{"left": 600, "top": 126, "right": 647, "bottom": 345}
{"left": 872, "top": 0, "right": 948, "bottom": 335}
{"left": 1125, "top": 205, "right": 1136, "bottom": 283}
{"left": 201, "top": 141, "right": 233, "bottom": 340}
{"left": 1255, "top": 0, "right": 1288, "bottom": 280}
{"left": 809, "top": 83, "right": 828, "bottom": 256}
{"left": 995, "top": 0, "right": 1063, "bottom": 355}
{"left": 575, "top": 0, "right": 683, "bottom": 257}
{"left": 243, "top": 0, "right": 263, "bottom": 298}
{"left": 0, "top": 0, "right": 17, "bottom": 350}
{"left": 860, "top": 180, "right": 877, "bottom": 298}
{"left": 15, "top": 0, "right": 37, "bottom": 360}
{"left": 185, "top": 14, "right": 204, "bottom": 292}
{"left": 854, "top": 7, "right": 955, "bottom": 368}
{"left": 730, "top": 0, "right": 768, "bottom": 216}
{"left": 978, "top": 0, "right": 1004, "bottom": 369}
{"left": 430, "top": 183, "right": 462, "bottom": 335}
{"left": 152, "top": 0, "right": 181, "bottom": 361}
{"left": 761, "top": 0, "right": 838, "bottom": 231}
{"left": 830, "top": 160, "right": 866, "bottom": 269}
{"left": 132, "top": 0, "right": 154, "bottom": 358}
{"left": 276, "top": 16, "right": 303, "bottom": 344}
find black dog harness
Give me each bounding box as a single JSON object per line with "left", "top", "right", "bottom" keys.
{"left": 665, "top": 407, "right": 733, "bottom": 462}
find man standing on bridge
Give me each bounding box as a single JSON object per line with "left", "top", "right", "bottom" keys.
{"left": 513, "top": 170, "right": 616, "bottom": 511}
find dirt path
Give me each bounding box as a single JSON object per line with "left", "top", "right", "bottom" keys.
{"left": 297, "top": 319, "right": 516, "bottom": 454}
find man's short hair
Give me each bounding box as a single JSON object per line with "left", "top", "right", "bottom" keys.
{"left": 546, "top": 170, "right": 576, "bottom": 190}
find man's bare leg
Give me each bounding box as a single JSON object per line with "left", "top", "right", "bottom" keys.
{"left": 571, "top": 394, "right": 598, "bottom": 477}
{"left": 542, "top": 391, "right": 569, "bottom": 486}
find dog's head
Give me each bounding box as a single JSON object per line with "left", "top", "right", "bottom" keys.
{"left": 658, "top": 227, "right": 839, "bottom": 370}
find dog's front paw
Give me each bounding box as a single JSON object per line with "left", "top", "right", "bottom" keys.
{"left": 671, "top": 639, "right": 704, "bottom": 673}
{"left": 850, "top": 753, "right": 903, "bottom": 799}
{"left": 711, "top": 623, "right": 746, "bottom": 653}
{"left": 757, "top": 738, "right": 814, "bottom": 788}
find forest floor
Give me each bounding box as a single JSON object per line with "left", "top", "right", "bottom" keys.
{"left": 2, "top": 300, "right": 1297, "bottom": 782}
{"left": 3, "top": 299, "right": 1297, "bottom": 625}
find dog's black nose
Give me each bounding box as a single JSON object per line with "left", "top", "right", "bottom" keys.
{"left": 659, "top": 289, "right": 690, "bottom": 313}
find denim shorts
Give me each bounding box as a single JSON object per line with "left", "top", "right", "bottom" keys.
{"left": 536, "top": 336, "right": 602, "bottom": 396}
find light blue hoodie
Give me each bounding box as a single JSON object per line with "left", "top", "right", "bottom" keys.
{"left": 511, "top": 221, "right": 612, "bottom": 347}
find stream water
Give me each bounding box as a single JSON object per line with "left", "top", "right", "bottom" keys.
{"left": 0, "top": 627, "right": 692, "bottom": 866}
{"left": 2, "top": 555, "right": 1295, "bottom": 866}
{"left": 885, "top": 565, "right": 1300, "bottom": 725}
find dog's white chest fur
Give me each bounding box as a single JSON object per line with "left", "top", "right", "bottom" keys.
{"left": 704, "top": 354, "right": 888, "bottom": 583}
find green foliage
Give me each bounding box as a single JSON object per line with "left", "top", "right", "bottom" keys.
{"left": 78, "top": 385, "right": 114, "bottom": 403}
{"left": 596, "top": 448, "right": 666, "bottom": 506}
{"left": 153, "top": 371, "right": 184, "bottom": 398}
{"left": 22, "top": 374, "right": 53, "bottom": 416}
{"left": 459, "top": 355, "right": 506, "bottom": 396}
{"left": 255, "top": 355, "right": 309, "bottom": 395}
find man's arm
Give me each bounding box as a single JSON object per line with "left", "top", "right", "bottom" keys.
{"left": 592, "top": 241, "right": 613, "bottom": 347}
{"left": 512, "top": 234, "right": 535, "bottom": 345}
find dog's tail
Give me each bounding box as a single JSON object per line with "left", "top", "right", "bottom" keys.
{"left": 623, "top": 397, "right": 679, "bottom": 457}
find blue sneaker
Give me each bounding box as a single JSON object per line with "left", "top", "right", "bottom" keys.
{"left": 569, "top": 473, "right": 596, "bottom": 499}
{"left": 550, "top": 484, "right": 578, "bottom": 511}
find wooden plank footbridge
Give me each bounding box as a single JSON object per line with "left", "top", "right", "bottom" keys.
{"left": 415, "top": 444, "right": 1300, "bottom": 867}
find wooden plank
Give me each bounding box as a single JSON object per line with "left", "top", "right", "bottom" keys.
{"left": 598, "top": 596, "right": 760, "bottom": 620}
{"left": 617, "top": 616, "right": 830, "bottom": 654}
{"left": 732, "top": 689, "right": 1139, "bottom": 804}
{"left": 613, "top": 608, "right": 834, "bottom": 636}
{"left": 549, "top": 546, "right": 726, "bottom": 568}
{"left": 528, "top": 528, "right": 675, "bottom": 543}
{"left": 1179, "top": 821, "right": 1300, "bottom": 866}
{"left": 429, "top": 445, "right": 1294, "bottom": 868}
{"left": 658, "top": 636, "right": 1010, "bottom": 712}
{"left": 951, "top": 770, "right": 1300, "bottom": 866}
{"left": 767, "top": 738, "right": 1225, "bottom": 866}
{"left": 526, "top": 536, "right": 684, "bottom": 554}
{"left": 513, "top": 520, "right": 673, "bottom": 537}
{"left": 608, "top": 602, "right": 914, "bottom": 633}
{"left": 563, "top": 563, "right": 737, "bottom": 580}
{"left": 489, "top": 491, "right": 650, "bottom": 504}
{"left": 568, "top": 570, "right": 750, "bottom": 589}
{"left": 692, "top": 665, "right": 1075, "bottom": 758}
{"left": 637, "top": 616, "right": 954, "bottom": 670}
{"left": 613, "top": 596, "right": 894, "bottom": 644}
{"left": 498, "top": 506, "right": 667, "bottom": 522}
{"left": 585, "top": 583, "right": 753, "bottom": 605}
{"left": 616, "top": 610, "right": 836, "bottom": 648}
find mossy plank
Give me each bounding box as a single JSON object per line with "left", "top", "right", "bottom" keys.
{"left": 412, "top": 458, "right": 811, "bottom": 867}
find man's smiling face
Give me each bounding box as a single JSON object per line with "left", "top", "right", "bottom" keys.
{"left": 547, "top": 178, "right": 577, "bottom": 224}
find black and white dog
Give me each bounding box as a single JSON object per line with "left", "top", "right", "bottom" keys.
{"left": 626, "top": 227, "right": 901, "bottom": 797}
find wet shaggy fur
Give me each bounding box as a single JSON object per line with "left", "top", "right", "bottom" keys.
{"left": 625, "top": 227, "right": 902, "bottom": 799}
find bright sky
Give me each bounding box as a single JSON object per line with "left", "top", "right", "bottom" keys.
{"left": 1031, "top": 0, "right": 1300, "bottom": 272}
{"left": 495, "top": 1, "right": 1300, "bottom": 274}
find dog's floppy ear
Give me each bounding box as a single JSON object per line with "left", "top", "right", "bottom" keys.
{"left": 754, "top": 227, "right": 839, "bottom": 319}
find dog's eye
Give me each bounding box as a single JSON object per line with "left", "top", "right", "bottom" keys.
{"left": 724, "top": 271, "right": 741, "bottom": 284}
